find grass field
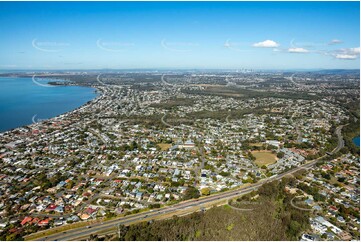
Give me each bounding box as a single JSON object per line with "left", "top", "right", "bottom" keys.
{"left": 157, "top": 143, "right": 172, "bottom": 151}
{"left": 251, "top": 151, "right": 277, "bottom": 167}
{"left": 249, "top": 142, "right": 263, "bottom": 147}
{"left": 203, "top": 86, "right": 245, "bottom": 97}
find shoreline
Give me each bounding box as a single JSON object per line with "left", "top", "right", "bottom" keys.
{"left": 0, "top": 79, "right": 103, "bottom": 135}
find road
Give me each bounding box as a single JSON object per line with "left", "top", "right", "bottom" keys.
{"left": 226, "top": 114, "right": 231, "bottom": 124}
{"left": 332, "top": 125, "right": 345, "bottom": 153}
{"left": 296, "top": 126, "right": 302, "bottom": 143}
{"left": 89, "top": 128, "right": 107, "bottom": 144}
{"left": 161, "top": 113, "right": 173, "bottom": 127}
{"left": 29, "top": 159, "right": 319, "bottom": 241}
{"left": 287, "top": 73, "right": 303, "bottom": 87}
{"left": 198, "top": 145, "right": 206, "bottom": 170}
{"left": 27, "top": 125, "right": 345, "bottom": 241}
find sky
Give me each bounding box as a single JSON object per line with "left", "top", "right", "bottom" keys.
{"left": 0, "top": 1, "right": 359, "bottom": 70}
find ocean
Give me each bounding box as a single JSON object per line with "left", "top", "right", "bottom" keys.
{"left": 0, "top": 77, "right": 97, "bottom": 132}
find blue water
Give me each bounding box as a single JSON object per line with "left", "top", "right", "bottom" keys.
{"left": 353, "top": 136, "right": 360, "bottom": 147}
{"left": 0, "top": 77, "right": 97, "bottom": 132}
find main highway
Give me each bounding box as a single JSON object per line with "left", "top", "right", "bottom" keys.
{"left": 28, "top": 125, "right": 345, "bottom": 241}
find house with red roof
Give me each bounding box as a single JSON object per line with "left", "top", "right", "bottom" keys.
{"left": 329, "top": 205, "right": 338, "bottom": 212}
{"left": 84, "top": 206, "right": 98, "bottom": 215}
{"left": 45, "top": 204, "right": 57, "bottom": 212}
{"left": 30, "top": 217, "right": 40, "bottom": 225}
{"left": 83, "top": 192, "right": 92, "bottom": 197}
{"left": 20, "top": 217, "right": 32, "bottom": 226}
{"left": 38, "top": 218, "right": 51, "bottom": 226}
{"left": 321, "top": 165, "right": 333, "bottom": 171}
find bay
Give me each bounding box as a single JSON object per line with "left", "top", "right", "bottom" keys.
{"left": 0, "top": 77, "right": 97, "bottom": 132}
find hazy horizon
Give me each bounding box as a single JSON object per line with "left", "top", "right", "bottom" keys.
{"left": 0, "top": 1, "right": 359, "bottom": 70}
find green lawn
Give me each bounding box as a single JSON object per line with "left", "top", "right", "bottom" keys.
{"left": 251, "top": 151, "right": 277, "bottom": 167}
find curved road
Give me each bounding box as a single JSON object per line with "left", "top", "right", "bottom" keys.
{"left": 333, "top": 125, "right": 346, "bottom": 153}
{"left": 161, "top": 113, "right": 173, "bottom": 127}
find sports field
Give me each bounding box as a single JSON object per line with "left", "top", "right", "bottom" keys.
{"left": 251, "top": 151, "right": 277, "bottom": 167}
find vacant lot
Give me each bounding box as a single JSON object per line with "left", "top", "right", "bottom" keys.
{"left": 251, "top": 151, "right": 277, "bottom": 167}
{"left": 157, "top": 143, "right": 172, "bottom": 151}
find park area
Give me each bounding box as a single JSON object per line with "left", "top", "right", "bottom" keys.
{"left": 251, "top": 150, "right": 277, "bottom": 167}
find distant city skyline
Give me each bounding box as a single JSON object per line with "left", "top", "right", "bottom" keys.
{"left": 0, "top": 1, "right": 359, "bottom": 70}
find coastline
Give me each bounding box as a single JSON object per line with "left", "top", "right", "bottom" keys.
{"left": 0, "top": 79, "right": 103, "bottom": 134}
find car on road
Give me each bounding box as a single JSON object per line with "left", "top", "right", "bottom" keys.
{"left": 86, "top": 226, "right": 92, "bottom": 228}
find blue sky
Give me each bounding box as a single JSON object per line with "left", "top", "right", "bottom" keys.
{"left": 0, "top": 1, "right": 359, "bottom": 70}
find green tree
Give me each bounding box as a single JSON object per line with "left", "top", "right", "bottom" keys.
{"left": 201, "top": 187, "right": 211, "bottom": 196}
{"left": 183, "top": 186, "right": 200, "bottom": 200}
